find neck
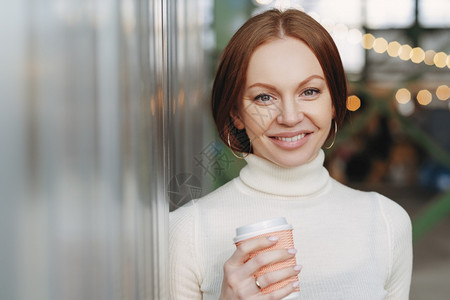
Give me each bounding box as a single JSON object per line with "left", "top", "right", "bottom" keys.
{"left": 239, "top": 150, "right": 330, "bottom": 197}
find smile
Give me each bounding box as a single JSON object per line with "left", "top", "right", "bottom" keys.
{"left": 269, "top": 132, "right": 311, "bottom": 150}
{"left": 274, "top": 133, "right": 305, "bottom": 142}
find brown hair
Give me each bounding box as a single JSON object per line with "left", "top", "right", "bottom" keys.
{"left": 212, "top": 9, "right": 348, "bottom": 153}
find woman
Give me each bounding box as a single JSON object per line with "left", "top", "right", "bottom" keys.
{"left": 170, "top": 9, "right": 412, "bottom": 300}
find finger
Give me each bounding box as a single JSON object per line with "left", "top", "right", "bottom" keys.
{"left": 256, "top": 265, "right": 302, "bottom": 289}
{"left": 261, "top": 280, "right": 300, "bottom": 300}
{"left": 244, "top": 248, "right": 297, "bottom": 276}
{"left": 228, "top": 236, "right": 279, "bottom": 265}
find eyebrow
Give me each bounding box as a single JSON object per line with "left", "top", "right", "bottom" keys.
{"left": 247, "top": 75, "right": 325, "bottom": 91}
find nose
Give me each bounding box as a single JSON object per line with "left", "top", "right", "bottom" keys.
{"left": 276, "top": 99, "right": 303, "bottom": 126}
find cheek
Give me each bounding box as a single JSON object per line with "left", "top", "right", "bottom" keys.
{"left": 317, "top": 97, "right": 334, "bottom": 121}
{"left": 242, "top": 115, "right": 263, "bottom": 139}
{"left": 305, "top": 101, "right": 333, "bottom": 123}
{"left": 241, "top": 104, "right": 274, "bottom": 133}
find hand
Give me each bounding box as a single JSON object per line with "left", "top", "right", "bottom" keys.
{"left": 219, "top": 236, "right": 301, "bottom": 300}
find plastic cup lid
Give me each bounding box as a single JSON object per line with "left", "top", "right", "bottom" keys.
{"left": 234, "top": 217, "right": 292, "bottom": 243}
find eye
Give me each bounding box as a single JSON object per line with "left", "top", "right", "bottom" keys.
{"left": 302, "top": 88, "right": 320, "bottom": 97}
{"left": 254, "top": 93, "right": 274, "bottom": 103}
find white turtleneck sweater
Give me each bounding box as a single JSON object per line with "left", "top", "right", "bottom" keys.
{"left": 169, "top": 150, "right": 412, "bottom": 300}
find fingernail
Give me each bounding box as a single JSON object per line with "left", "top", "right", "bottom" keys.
{"left": 288, "top": 248, "right": 297, "bottom": 255}
{"left": 294, "top": 265, "right": 302, "bottom": 272}
{"left": 268, "top": 236, "right": 279, "bottom": 242}
{"left": 292, "top": 281, "right": 300, "bottom": 288}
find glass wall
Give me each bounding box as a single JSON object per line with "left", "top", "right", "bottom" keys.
{"left": 0, "top": 0, "right": 211, "bottom": 299}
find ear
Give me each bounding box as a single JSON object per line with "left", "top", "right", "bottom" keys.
{"left": 230, "top": 108, "right": 245, "bottom": 130}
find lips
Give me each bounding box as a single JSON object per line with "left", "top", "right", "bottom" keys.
{"left": 268, "top": 131, "right": 311, "bottom": 150}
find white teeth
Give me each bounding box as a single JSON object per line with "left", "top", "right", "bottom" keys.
{"left": 275, "top": 133, "right": 305, "bottom": 142}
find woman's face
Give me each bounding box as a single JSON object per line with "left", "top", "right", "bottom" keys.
{"left": 232, "top": 37, "right": 334, "bottom": 168}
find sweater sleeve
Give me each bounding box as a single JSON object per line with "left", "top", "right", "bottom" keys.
{"left": 378, "top": 194, "right": 413, "bottom": 300}
{"left": 169, "top": 203, "right": 203, "bottom": 300}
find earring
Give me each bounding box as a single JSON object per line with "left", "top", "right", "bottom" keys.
{"left": 324, "top": 120, "right": 338, "bottom": 149}
{"left": 227, "top": 132, "right": 250, "bottom": 159}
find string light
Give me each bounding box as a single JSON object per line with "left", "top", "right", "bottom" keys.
{"left": 333, "top": 23, "right": 349, "bottom": 40}
{"left": 347, "top": 28, "right": 362, "bottom": 44}
{"left": 373, "top": 37, "right": 388, "bottom": 54}
{"left": 253, "top": 2, "right": 450, "bottom": 70}
{"left": 410, "top": 47, "right": 425, "bottom": 64}
{"left": 362, "top": 33, "right": 375, "bottom": 50}
{"left": 399, "top": 44, "right": 413, "bottom": 61}
{"left": 308, "top": 11, "right": 321, "bottom": 23}
{"left": 331, "top": 21, "right": 449, "bottom": 68}
{"left": 347, "top": 95, "right": 361, "bottom": 111}
{"left": 321, "top": 17, "right": 335, "bottom": 33}
{"left": 417, "top": 90, "right": 433, "bottom": 106}
{"left": 252, "top": 4, "right": 450, "bottom": 70}
{"left": 436, "top": 85, "right": 450, "bottom": 101}
{"left": 395, "top": 88, "right": 411, "bottom": 104}
{"left": 387, "top": 41, "right": 401, "bottom": 57}
{"left": 434, "top": 52, "right": 448, "bottom": 68}
{"left": 396, "top": 87, "right": 449, "bottom": 105}
{"left": 424, "top": 50, "right": 436, "bottom": 66}
{"left": 363, "top": 36, "right": 449, "bottom": 68}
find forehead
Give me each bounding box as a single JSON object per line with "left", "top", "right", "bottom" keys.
{"left": 246, "top": 37, "right": 325, "bottom": 87}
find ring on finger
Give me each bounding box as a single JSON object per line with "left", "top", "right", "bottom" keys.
{"left": 255, "top": 277, "right": 262, "bottom": 289}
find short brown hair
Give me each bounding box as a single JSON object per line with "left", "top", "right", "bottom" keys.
{"left": 212, "top": 9, "right": 348, "bottom": 153}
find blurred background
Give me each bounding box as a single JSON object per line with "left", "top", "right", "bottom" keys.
{"left": 0, "top": 0, "right": 449, "bottom": 299}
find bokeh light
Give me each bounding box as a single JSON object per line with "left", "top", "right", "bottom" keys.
{"left": 410, "top": 47, "right": 425, "bottom": 64}
{"left": 417, "top": 89, "right": 432, "bottom": 105}
{"left": 436, "top": 85, "right": 450, "bottom": 101}
{"left": 362, "top": 33, "right": 375, "bottom": 50}
{"left": 347, "top": 28, "right": 362, "bottom": 44}
{"left": 387, "top": 41, "right": 401, "bottom": 57}
{"left": 347, "top": 95, "right": 361, "bottom": 111}
{"left": 395, "top": 88, "right": 411, "bottom": 104}
{"left": 373, "top": 37, "right": 388, "bottom": 54}
{"left": 307, "top": 11, "right": 321, "bottom": 23}
{"left": 424, "top": 50, "right": 436, "bottom": 65}
{"left": 399, "top": 44, "right": 412, "bottom": 61}
{"left": 321, "top": 17, "right": 335, "bottom": 32}
{"left": 271, "top": 11, "right": 448, "bottom": 71}
{"left": 333, "top": 23, "right": 349, "bottom": 40}
{"left": 434, "top": 52, "right": 447, "bottom": 68}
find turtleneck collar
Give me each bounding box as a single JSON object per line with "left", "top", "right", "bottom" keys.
{"left": 239, "top": 150, "right": 330, "bottom": 197}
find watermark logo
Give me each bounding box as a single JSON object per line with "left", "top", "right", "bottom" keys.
{"left": 168, "top": 173, "right": 202, "bottom": 208}
{"left": 194, "top": 140, "right": 234, "bottom": 181}
{"left": 245, "top": 101, "right": 282, "bottom": 129}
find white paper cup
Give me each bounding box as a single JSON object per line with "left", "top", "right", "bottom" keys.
{"left": 234, "top": 217, "right": 300, "bottom": 299}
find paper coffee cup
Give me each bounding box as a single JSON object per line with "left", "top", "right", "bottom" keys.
{"left": 234, "top": 217, "right": 300, "bottom": 300}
